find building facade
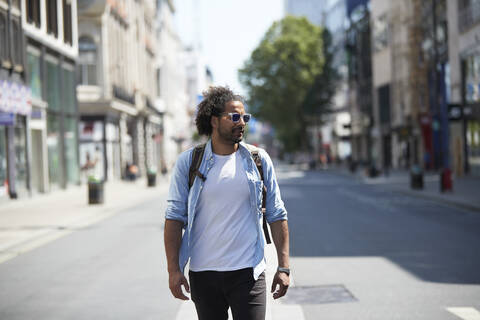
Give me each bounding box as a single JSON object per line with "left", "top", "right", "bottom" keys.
{"left": 448, "top": 0, "right": 480, "bottom": 176}
{"left": 0, "top": 0, "right": 31, "bottom": 199}
{"left": 0, "top": 0, "right": 79, "bottom": 199}
{"left": 154, "top": 0, "right": 190, "bottom": 171}
{"left": 324, "top": 0, "right": 352, "bottom": 162}
{"left": 23, "top": 0, "right": 80, "bottom": 193}
{"left": 77, "top": 0, "right": 162, "bottom": 182}
{"left": 346, "top": 0, "right": 373, "bottom": 165}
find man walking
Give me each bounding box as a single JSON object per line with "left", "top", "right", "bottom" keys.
{"left": 164, "top": 86, "right": 290, "bottom": 320}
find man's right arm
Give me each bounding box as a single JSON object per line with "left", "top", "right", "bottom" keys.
{"left": 164, "top": 150, "right": 191, "bottom": 300}
{"left": 164, "top": 219, "right": 190, "bottom": 300}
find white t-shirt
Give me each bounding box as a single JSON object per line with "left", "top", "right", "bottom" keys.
{"left": 189, "top": 151, "right": 258, "bottom": 272}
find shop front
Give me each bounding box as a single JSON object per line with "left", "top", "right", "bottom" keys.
{"left": 79, "top": 116, "right": 122, "bottom": 182}
{"left": 462, "top": 53, "right": 480, "bottom": 176}
{"left": 44, "top": 54, "right": 80, "bottom": 190}
{"left": 0, "top": 80, "right": 32, "bottom": 199}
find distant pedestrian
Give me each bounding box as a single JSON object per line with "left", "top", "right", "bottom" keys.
{"left": 164, "top": 86, "right": 290, "bottom": 320}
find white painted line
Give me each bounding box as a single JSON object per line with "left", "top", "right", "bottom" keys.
{"left": 447, "top": 307, "right": 480, "bottom": 320}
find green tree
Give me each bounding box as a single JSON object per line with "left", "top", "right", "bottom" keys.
{"left": 239, "top": 16, "right": 330, "bottom": 152}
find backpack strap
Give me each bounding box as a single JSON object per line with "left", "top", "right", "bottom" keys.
{"left": 248, "top": 146, "right": 272, "bottom": 245}
{"left": 189, "top": 144, "right": 206, "bottom": 189}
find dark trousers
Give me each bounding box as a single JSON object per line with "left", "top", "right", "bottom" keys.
{"left": 189, "top": 268, "right": 266, "bottom": 320}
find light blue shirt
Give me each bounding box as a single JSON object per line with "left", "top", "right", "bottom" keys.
{"left": 165, "top": 140, "right": 288, "bottom": 280}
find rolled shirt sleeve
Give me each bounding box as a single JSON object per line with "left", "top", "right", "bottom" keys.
{"left": 259, "top": 149, "right": 288, "bottom": 224}
{"left": 165, "top": 150, "right": 191, "bottom": 226}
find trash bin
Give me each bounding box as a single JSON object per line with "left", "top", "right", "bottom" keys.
{"left": 147, "top": 172, "right": 157, "bottom": 187}
{"left": 368, "top": 165, "right": 379, "bottom": 178}
{"left": 410, "top": 165, "right": 423, "bottom": 189}
{"left": 440, "top": 168, "right": 453, "bottom": 192}
{"left": 88, "top": 180, "right": 104, "bottom": 204}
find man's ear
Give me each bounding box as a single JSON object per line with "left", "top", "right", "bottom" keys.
{"left": 211, "top": 116, "right": 218, "bottom": 130}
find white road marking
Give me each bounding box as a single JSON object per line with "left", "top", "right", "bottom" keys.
{"left": 175, "top": 245, "right": 305, "bottom": 320}
{"left": 447, "top": 307, "right": 480, "bottom": 320}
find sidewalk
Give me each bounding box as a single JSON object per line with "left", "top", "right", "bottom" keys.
{"left": 0, "top": 176, "right": 170, "bottom": 264}
{"left": 335, "top": 165, "right": 480, "bottom": 212}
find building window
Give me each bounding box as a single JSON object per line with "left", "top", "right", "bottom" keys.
{"left": 0, "top": 9, "right": 7, "bottom": 62}
{"left": 27, "top": 51, "right": 42, "bottom": 99}
{"left": 63, "top": 66, "right": 76, "bottom": 113}
{"left": 47, "top": 113, "right": 62, "bottom": 187}
{"left": 46, "top": 0, "right": 58, "bottom": 37}
{"left": 78, "top": 36, "right": 97, "bottom": 85}
{"left": 46, "top": 59, "right": 61, "bottom": 111}
{"left": 64, "top": 116, "right": 79, "bottom": 184}
{"left": 26, "top": 0, "right": 41, "bottom": 27}
{"left": 11, "top": 17, "right": 23, "bottom": 67}
{"left": 63, "top": 0, "right": 72, "bottom": 45}
{"left": 378, "top": 84, "right": 391, "bottom": 124}
{"left": 373, "top": 14, "right": 388, "bottom": 52}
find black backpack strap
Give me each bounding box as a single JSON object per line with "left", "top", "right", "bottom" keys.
{"left": 250, "top": 149, "right": 272, "bottom": 245}
{"left": 189, "top": 144, "right": 206, "bottom": 189}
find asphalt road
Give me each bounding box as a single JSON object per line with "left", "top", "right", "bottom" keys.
{"left": 0, "top": 168, "right": 479, "bottom": 319}
{"left": 279, "top": 169, "right": 480, "bottom": 320}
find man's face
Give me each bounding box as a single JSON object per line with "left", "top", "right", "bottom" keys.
{"left": 214, "top": 100, "right": 247, "bottom": 144}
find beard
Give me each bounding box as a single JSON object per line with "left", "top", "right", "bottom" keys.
{"left": 218, "top": 125, "right": 244, "bottom": 144}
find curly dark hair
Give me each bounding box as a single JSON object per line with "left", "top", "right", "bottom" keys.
{"left": 195, "top": 86, "right": 245, "bottom": 136}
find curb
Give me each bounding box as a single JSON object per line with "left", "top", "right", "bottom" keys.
{"left": 326, "top": 168, "right": 480, "bottom": 213}
{"left": 389, "top": 186, "right": 480, "bottom": 213}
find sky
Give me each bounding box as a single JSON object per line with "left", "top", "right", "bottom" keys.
{"left": 174, "top": 0, "right": 285, "bottom": 95}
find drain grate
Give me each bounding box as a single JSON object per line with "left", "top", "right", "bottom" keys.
{"left": 282, "top": 284, "right": 357, "bottom": 305}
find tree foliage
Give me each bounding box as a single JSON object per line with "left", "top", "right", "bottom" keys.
{"left": 239, "top": 15, "right": 333, "bottom": 152}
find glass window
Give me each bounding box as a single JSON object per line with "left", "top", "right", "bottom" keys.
{"left": 46, "top": 60, "right": 60, "bottom": 111}
{"left": 0, "top": 9, "right": 7, "bottom": 61}
{"left": 46, "top": 0, "right": 58, "bottom": 37}
{"left": 47, "top": 114, "right": 62, "bottom": 187}
{"left": 27, "top": 52, "right": 42, "bottom": 99}
{"left": 63, "top": 67, "right": 76, "bottom": 113}
{"left": 78, "top": 36, "right": 97, "bottom": 85}
{"left": 14, "top": 116, "right": 27, "bottom": 191}
{"left": 26, "top": 0, "right": 41, "bottom": 27}
{"left": 64, "top": 116, "right": 79, "bottom": 184}
{"left": 63, "top": 0, "right": 72, "bottom": 45}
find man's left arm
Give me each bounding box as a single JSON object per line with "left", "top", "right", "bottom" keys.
{"left": 270, "top": 219, "right": 290, "bottom": 299}
{"left": 260, "top": 149, "right": 290, "bottom": 299}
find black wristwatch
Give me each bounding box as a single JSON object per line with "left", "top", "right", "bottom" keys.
{"left": 277, "top": 267, "right": 290, "bottom": 276}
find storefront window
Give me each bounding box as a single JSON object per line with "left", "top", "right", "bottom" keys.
{"left": 47, "top": 114, "right": 62, "bottom": 187}
{"left": 46, "top": 59, "right": 60, "bottom": 111}
{"left": 27, "top": 51, "right": 42, "bottom": 99}
{"left": 14, "top": 116, "right": 27, "bottom": 192}
{"left": 0, "top": 127, "right": 7, "bottom": 197}
{"left": 64, "top": 116, "right": 79, "bottom": 184}
{"left": 63, "top": 67, "right": 76, "bottom": 113}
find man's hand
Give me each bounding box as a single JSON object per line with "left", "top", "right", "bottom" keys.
{"left": 271, "top": 271, "right": 290, "bottom": 299}
{"left": 168, "top": 270, "right": 190, "bottom": 300}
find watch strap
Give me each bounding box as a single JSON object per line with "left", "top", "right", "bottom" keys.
{"left": 277, "top": 267, "right": 290, "bottom": 275}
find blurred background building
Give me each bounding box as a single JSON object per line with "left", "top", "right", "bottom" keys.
{"left": 285, "top": 0, "right": 352, "bottom": 164}
{"left": 76, "top": 0, "right": 163, "bottom": 182}
{"left": 1, "top": 0, "right": 480, "bottom": 202}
